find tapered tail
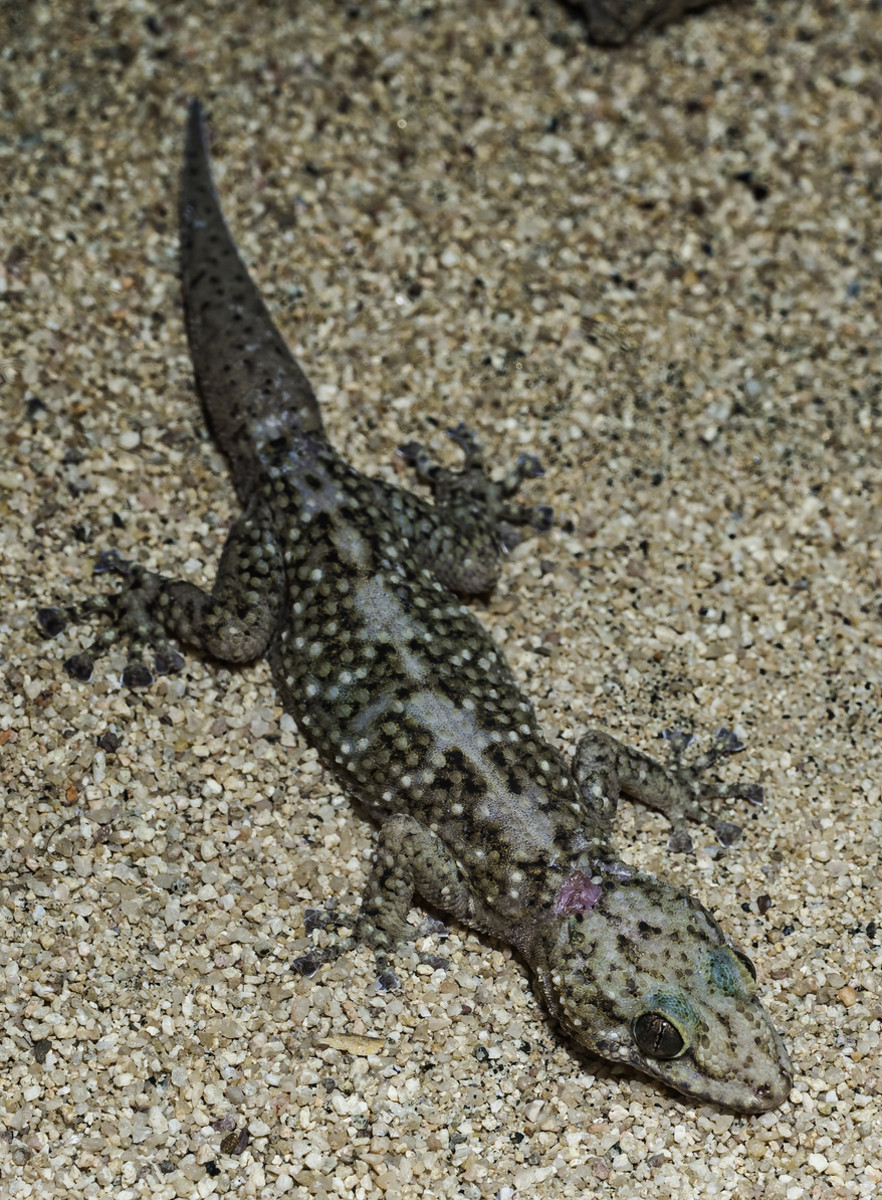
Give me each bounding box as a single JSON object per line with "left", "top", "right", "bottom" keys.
{"left": 179, "top": 99, "right": 324, "bottom": 498}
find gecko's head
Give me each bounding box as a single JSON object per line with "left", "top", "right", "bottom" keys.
{"left": 531, "top": 864, "right": 792, "bottom": 1113}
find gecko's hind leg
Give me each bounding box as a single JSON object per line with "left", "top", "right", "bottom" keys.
{"left": 398, "top": 422, "right": 553, "bottom": 594}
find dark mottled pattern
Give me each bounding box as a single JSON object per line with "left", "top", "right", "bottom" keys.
{"left": 578, "top": 0, "right": 721, "bottom": 44}
{"left": 50, "top": 102, "right": 791, "bottom": 1114}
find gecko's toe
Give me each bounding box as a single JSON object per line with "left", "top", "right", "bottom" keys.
{"left": 303, "top": 908, "right": 331, "bottom": 933}
{"left": 398, "top": 440, "right": 424, "bottom": 462}
{"left": 154, "top": 646, "right": 185, "bottom": 675}
{"left": 667, "top": 828, "right": 694, "bottom": 854}
{"left": 121, "top": 661, "right": 155, "bottom": 688}
{"left": 446, "top": 421, "right": 480, "bottom": 451}
{"left": 419, "top": 952, "right": 450, "bottom": 971}
{"left": 715, "top": 820, "right": 742, "bottom": 847}
{"left": 498, "top": 503, "right": 554, "bottom": 549}
{"left": 662, "top": 728, "right": 695, "bottom": 753}
{"left": 292, "top": 936, "right": 352, "bottom": 976}
{"left": 292, "top": 953, "right": 321, "bottom": 978}
{"left": 418, "top": 916, "right": 448, "bottom": 939}
{"left": 64, "top": 651, "right": 95, "bottom": 682}
{"left": 515, "top": 452, "right": 544, "bottom": 479}
{"left": 375, "top": 968, "right": 400, "bottom": 992}
{"left": 94, "top": 548, "right": 132, "bottom": 577}
{"left": 714, "top": 728, "right": 745, "bottom": 755}
{"left": 37, "top": 607, "right": 68, "bottom": 637}
{"left": 530, "top": 504, "right": 555, "bottom": 532}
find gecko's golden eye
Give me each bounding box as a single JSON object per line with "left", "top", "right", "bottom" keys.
{"left": 633, "top": 1012, "right": 686, "bottom": 1059}
{"left": 732, "top": 948, "right": 757, "bottom": 981}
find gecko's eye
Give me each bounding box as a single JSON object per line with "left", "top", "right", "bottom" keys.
{"left": 633, "top": 1012, "right": 686, "bottom": 1059}
{"left": 732, "top": 948, "right": 757, "bottom": 981}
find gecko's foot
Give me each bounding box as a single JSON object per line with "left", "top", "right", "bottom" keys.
{"left": 291, "top": 934, "right": 403, "bottom": 990}
{"left": 660, "top": 727, "right": 764, "bottom": 853}
{"left": 398, "top": 421, "right": 553, "bottom": 547}
{"left": 292, "top": 901, "right": 369, "bottom": 978}
{"left": 293, "top": 909, "right": 446, "bottom": 983}
{"left": 38, "top": 549, "right": 186, "bottom": 687}
{"left": 291, "top": 941, "right": 354, "bottom": 978}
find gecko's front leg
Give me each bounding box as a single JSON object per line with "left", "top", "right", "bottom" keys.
{"left": 573, "top": 726, "right": 764, "bottom": 853}
{"left": 39, "top": 499, "right": 284, "bottom": 685}
{"left": 292, "top": 814, "right": 474, "bottom": 980}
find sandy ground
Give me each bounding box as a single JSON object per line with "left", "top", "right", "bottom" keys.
{"left": 1, "top": 1, "right": 881, "bottom": 1197}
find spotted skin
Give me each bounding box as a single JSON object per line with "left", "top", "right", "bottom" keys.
{"left": 44, "top": 102, "right": 792, "bottom": 1114}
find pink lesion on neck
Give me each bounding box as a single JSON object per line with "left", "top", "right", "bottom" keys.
{"left": 554, "top": 870, "right": 602, "bottom": 915}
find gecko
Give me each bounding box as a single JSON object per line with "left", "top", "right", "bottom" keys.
{"left": 40, "top": 101, "right": 792, "bottom": 1113}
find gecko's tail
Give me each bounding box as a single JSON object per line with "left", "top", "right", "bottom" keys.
{"left": 179, "top": 99, "right": 324, "bottom": 499}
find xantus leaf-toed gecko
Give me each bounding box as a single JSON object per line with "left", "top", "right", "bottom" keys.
{"left": 41, "top": 102, "right": 792, "bottom": 1113}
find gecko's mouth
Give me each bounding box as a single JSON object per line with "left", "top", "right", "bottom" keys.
{"left": 662, "top": 1063, "right": 792, "bottom": 1114}
{"left": 639, "top": 1018, "right": 793, "bottom": 1113}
